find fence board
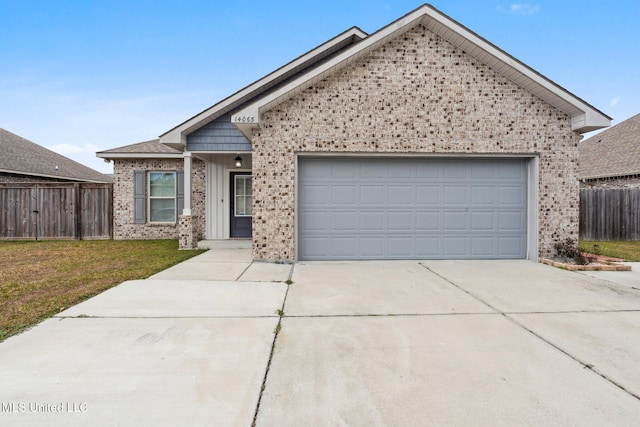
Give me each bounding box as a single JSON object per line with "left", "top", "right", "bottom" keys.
{"left": 580, "top": 188, "right": 640, "bottom": 240}
{"left": 0, "top": 183, "right": 112, "bottom": 240}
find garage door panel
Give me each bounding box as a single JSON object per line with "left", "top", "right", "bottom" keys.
{"left": 359, "top": 212, "right": 384, "bottom": 231}
{"left": 443, "top": 237, "right": 468, "bottom": 256}
{"left": 302, "top": 237, "right": 330, "bottom": 258}
{"left": 471, "top": 186, "right": 495, "bottom": 204}
{"left": 498, "top": 237, "right": 525, "bottom": 257}
{"left": 471, "top": 237, "right": 496, "bottom": 256}
{"left": 300, "top": 211, "right": 330, "bottom": 231}
{"left": 300, "top": 162, "right": 330, "bottom": 179}
{"left": 388, "top": 212, "right": 413, "bottom": 230}
{"left": 298, "top": 158, "right": 527, "bottom": 260}
{"left": 331, "top": 185, "right": 356, "bottom": 204}
{"left": 333, "top": 163, "right": 358, "bottom": 178}
{"left": 471, "top": 163, "right": 496, "bottom": 179}
{"left": 416, "top": 186, "right": 440, "bottom": 204}
{"left": 499, "top": 211, "right": 525, "bottom": 231}
{"left": 416, "top": 164, "right": 440, "bottom": 179}
{"left": 416, "top": 237, "right": 441, "bottom": 256}
{"left": 332, "top": 237, "right": 356, "bottom": 257}
{"left": 416, "top": 212, "right": 439, "bottom": 230}
{"left": 499, "top": 162, "right": 526, "bottom": 178}
{"left": 388, "top": 237, "right": 414, "bottom": 257}
{"left": 360, "top": 239, "right": 385, "bottom": 257}
{"left": 499, "top": 186, "right": 525, "bottom": 205}
{"left": 388, "top": 185, "right": 413, "bottom": 204}
{"left": 443, "top": 186, "right": 467, "bottom": 204}
{"left": 332, "top": 212, "right": 357, "bottom": 230}
{"left": 444, "top": 163, "right": 469, "bottom": 179}
{"left": 300, "top": 184, "right": 330, "bottom": 204}
{"left": 360, "top": 185, "right": 385, "bottom": 204}
{"left": 388, "top": 162, "right": 414, "bottom": 179}
{"left": 443, "top": 211, "right": 467, "bottom": 230}
{"left": 471, "top": 212, "right": 495, "bottom": 231}
{"left": 361, "top": 162, "right": 385, "bottom": 178}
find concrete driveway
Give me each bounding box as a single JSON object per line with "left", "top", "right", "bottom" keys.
{"left": 1, "top": 251, "right": 639, "bottom": 426}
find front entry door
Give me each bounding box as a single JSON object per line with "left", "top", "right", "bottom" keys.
{"left": 230, "top": 172, "right": 252, "bottom": 238}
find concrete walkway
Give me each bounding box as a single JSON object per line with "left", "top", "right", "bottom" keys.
{"left": 1, "top": 246, "right": 639, "bottom": 426}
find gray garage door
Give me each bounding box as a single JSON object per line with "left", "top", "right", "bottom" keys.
{"left": 298, "top": 157, "right": 527, "bottom": 260}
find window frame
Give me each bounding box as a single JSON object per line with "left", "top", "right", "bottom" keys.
{"left": 234, "top": 174, "right": 252, "bottom": 217}
{"left": 147, "top": 171, "right": 177, "bottom": 223}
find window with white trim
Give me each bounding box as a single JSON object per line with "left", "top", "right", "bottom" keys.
{"left": 148, "top": 172, "right": 176, "bottom": 222}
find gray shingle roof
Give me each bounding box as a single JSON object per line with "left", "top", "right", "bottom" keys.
{"left": 580, "top": 113, "right": 640, "bottom": 179}
{"left": 0, "top": 128, "right": 112, "bottom": 182}
{"left": 97, "top": 139, "right": 182, "bottom": 155}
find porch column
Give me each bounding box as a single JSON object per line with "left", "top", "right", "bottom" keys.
{"left": 178, "top": 151, "right": 198, "bottom": 249}
{"left": 182, "top": 152, "right": 192, "bottom": 215}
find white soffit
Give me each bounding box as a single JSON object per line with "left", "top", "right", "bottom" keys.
{"left": 232, "top": 4, "right": 610, "bottom": 136}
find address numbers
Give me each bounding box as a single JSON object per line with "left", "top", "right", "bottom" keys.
{"left": 233, "top": 116, "right": 256, "bottom": 123}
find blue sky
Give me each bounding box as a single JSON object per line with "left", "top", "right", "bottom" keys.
{"left": 1, "top": 1, "right": 638, "bottom": 174}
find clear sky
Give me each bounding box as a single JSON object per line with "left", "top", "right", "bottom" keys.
{"left": 1, "top": 1, "right": 638, "bottom": 174}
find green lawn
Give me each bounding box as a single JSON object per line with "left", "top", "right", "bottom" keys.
{"left": 579, "top": 241, "right": 640, "bottom": 262}
{"left": 0, "top": 240, "right": 205, "bottom": 342}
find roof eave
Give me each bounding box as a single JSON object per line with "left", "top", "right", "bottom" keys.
{"left": 96, "top": 152, "right": 183, "bottom": 160}
{"left": 0, "top": 168, "right": 110, "bottom": 183}
{"left": 580, "top": 172, "right": 640, "bottom": 180}
{"left": 571, "top": 111, "right": 612, "bottom": 133}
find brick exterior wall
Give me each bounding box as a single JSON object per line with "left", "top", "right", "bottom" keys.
{"left": 112, "top": 158, "right": 206, "bottom": 240}
{"left": 251, "top": 24, "right": 581, "bottom": 261}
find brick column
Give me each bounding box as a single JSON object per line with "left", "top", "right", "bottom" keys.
{"left": 178, "top": 214, "right": 199, "bottom": 249}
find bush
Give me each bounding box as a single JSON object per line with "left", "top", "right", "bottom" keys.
{"left": 554, "top": 238, "right": 597, "bottom": 265}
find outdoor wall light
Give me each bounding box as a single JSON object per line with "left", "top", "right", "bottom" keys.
{"left": 234, "top": 155, "right": 243, "bottom": 168}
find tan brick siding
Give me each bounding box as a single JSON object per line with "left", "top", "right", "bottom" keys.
{"left": 112, "top": 158, "right": 206, "bottom": 240}
{"left": 252, "top": 24, "right": 580, "bottom": 260}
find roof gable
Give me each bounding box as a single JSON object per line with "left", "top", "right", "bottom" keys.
{"left": 231, "top": 4, "right": 610, "bottom": 137}
{"left": 580, "top": 113, "right": 640, "bottom": 179}
{"left": 0, "top": 128, "right": 111, "bottom": 183}
{"left": 159, "top": 26, "right": 368, "bottom": 148}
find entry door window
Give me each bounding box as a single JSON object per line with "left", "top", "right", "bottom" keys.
{"left": 234, "top": 175, "right": 252, "bottom": 216}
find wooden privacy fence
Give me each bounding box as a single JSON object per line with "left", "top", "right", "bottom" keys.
{"left": 580, "top": 188, "right": 640, "bottom": 241}
{"left": 0, "top": 182, "right": 112, "bottom": 240}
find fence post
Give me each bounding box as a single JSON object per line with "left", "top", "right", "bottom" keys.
{"left": 75, "top": 183, "right": 81, "bottom": 240}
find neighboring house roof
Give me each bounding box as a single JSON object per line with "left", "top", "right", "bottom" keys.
{"left": 97, "top": 139, "right": 183, "bottom": 159}
{"left": 155, "top": 3, "right": 609, "bottom": 148}
{"left": 0, "top": 128, "right": 112, "bottom": 183}
{"left": 580, "top": 113, "right": 640, "bottom": 180}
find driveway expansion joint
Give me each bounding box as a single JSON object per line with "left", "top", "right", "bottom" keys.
{"left": 420, "top": 263, "right": 640, "bottom": 402}
{"left": 53, "top": 315, "right": 282, "bottom": 319}
{"left": 505, "top": 313, "right": 640, "bottom": 402}
{"left": 252, "top": 280, "right": 290, "bottom": 426}
{"left": 283, "top": 312, "right": 497, "bottom": 318}
{"left": 236, "top": 261, "right": 254, "bottom": 280}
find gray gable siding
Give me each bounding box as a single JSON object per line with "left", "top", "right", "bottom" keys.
{"left": 186, "top": 114, "right": 251, "bottom": 152}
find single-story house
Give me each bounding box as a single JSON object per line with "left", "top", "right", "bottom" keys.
{"left": 580, "top": 113, "right": 640, "bottom": 188}
{"left": 1, "top": 128, "right": 111, "bottom": 183}
{"left": 97, "top": 4, "right": 610, "bottom": 262}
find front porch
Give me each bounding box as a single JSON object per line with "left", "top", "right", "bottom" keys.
{"left": 179, "top": 152, "right": 253, "bottom": 249}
